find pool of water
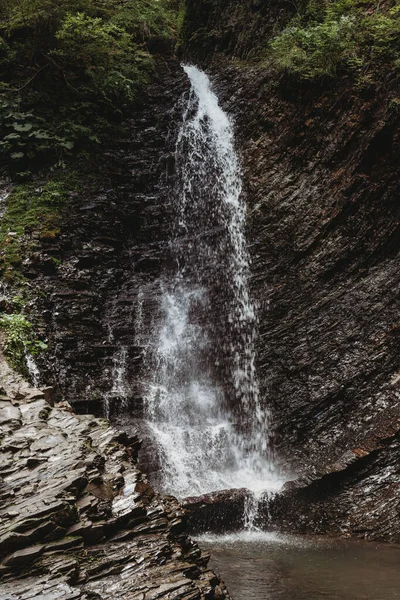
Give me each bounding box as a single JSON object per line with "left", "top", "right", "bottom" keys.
{"left": 197, "top": 532, "right": 400, "bottom": 600}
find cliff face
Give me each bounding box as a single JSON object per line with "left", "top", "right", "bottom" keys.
{"left": 0, "top": 57, "right": 235, "bottom": 598}
{"left": 182, "top": 0, "right": 400, "bottom": 540}
{"left": 181, "top": 0, "right": 295, "bottom": 60}
{"left": 24, "top": 59, "right": 188, "bottom": 416}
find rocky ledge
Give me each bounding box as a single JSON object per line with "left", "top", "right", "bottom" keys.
{"left": 182, "top": 490, "right": 251, "bottom": 534}
{"left": 0, "top": 358, "right": 229, "bottom": 600}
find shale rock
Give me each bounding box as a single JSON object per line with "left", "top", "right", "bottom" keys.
{"left": 0, "top": 384, "right": 230, "bottom": 599}
{"left": 183, "top": 489, "right": 251, "bottom": 534}
{"left": 23, "top": 58, "right": 189, "bottom": 417}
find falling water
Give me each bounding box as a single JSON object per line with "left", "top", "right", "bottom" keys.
{"left": 109, "top": 346, "right": 129, "bottom": 410}
{"left": 144, "top": 66, "right": 282, "bottom": 505}
{"left": 25, "top": 353, "right": 41, "bottom": 388}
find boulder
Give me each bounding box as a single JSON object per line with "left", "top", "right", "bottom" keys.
{"left": 182, "top": 488, "right": 251, "bottom": 533}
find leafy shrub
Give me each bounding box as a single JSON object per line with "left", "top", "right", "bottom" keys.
{"left": 367, "top": 4, "right": 400, "bottom": 63}
{"left": 0, "top": 313, "right": 47, "bottom": 374}
{"left": 0, "top": 98, "right": 74, "bottom": 170}
{"left": 0, "top": 0, "right": 178, "bottom": 174}
{"left": 269, "top": 0, "right": 400, "bottom": 80}
{"left": 110, "top": 0, "right": 177, "bottom": 40}
{"left": 270, "top": 14, "right": 361, "bottom": 79}
{"left": 53, "top": 12, "right": 151, "bottom": 104}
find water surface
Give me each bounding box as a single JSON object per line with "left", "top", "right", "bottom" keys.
{"left": 198, "top": 532, "right": 400, "bottom": 600}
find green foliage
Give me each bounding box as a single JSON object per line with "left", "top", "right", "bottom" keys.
{"left": 0, "top": 98, "right": 75, "bottom": 171}
{"left": 110, "top": 0, "right": 177, "bottom": 40}
{"left": 176, "top": 2, "right": 186, "bottom": 34}
{"left": 0, "top": 0, "right": 178, "bottom": 174}
{"left": 0, "top": 312, "right": 47, "bottom": 374}
{"left": 0, "top": 177, "right": 70, "bottom": 282}
{"left": 269, "top": 0, "right": 400, "bottom": 80}
{"left": 389, "top": 97, "right": 400, "bottom": 111}
{"left": 270, "top": 14, "right": 360, "bottom": 79}
{"left": 52, "top": 12, "right": 151, "bottom": 104}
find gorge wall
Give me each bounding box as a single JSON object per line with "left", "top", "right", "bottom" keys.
{"left": 23, "top": 58, "right": 188, "bottom": 418}
{"left": 183, "top": 0, "right": 400, "bottom": 540}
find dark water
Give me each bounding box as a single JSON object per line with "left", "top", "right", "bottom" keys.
{"left": 198, "top": 532, "right": 400, "bottom": 600}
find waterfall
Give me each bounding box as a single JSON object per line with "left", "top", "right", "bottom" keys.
{"left": 144, "top": 65, "right": 282, "bottom": 501}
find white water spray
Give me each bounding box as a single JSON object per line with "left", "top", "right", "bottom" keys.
{"left": 25, "top": 353, "right": 41, "bottom": 388}
{"left": 144, "top": 66, "right": 283, "bottom": 505}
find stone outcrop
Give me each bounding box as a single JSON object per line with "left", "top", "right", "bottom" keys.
{"left": 266, "top": 429, "right": 400, "bottom": 541}
{"left": 182, "top": 489, "right": 251, "bottom": 534}
{"left": 0, "top": 360, "right": 229, "bottom": 599}
{"left": 1, "top": 1, "right": 399, "bottom": 545}
{"left": 182, "top": 0, "right": 295, "bottom": 61}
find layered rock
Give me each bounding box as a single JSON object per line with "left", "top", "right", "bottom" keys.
{"left": 0, "top": 359, "right": 229, "bottom": 599}
{"left": 2, "top": 0, "right": 398, "bottom": 544}
{"left": 23, "top": 58, "right": 188, "bottom": 416}
{"left": 182, "top": 490, "right": 251, "bottom": 534}
{"left": 267, "top": 430, "right": 400, "bottom": 541}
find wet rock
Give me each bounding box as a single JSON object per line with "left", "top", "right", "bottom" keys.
{"left": 182, "top": 489, "right": 251, "bottom": 534}
{"left": 44, "top": 537, "right": 84, "bottom": 552}
{"left": 24, "top": 58, "right": 188, "bottom": 418}
{"left": 182, "top": 3, "right": 400, "bottom": 541}
{"left": 0, "top": 532, "right": 27, "bottom": 554}
{"left": 265, "top": 431, "right": 400, "bottom": 540}
{"left": 3, "top": 545, "right": 45, "bottom": 567}
{"left": 0, "top": 377, "right": 230, "bottom": 599}
{"left": 40, "top": 386, "right": 55, "bottom": 405}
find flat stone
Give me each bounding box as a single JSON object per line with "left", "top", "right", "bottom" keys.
{"left": 183, "top": 488, "right": 251, "bottom": 534}
{"left": 45, "top": 536, "right": 83, "bottom": 552}
{"left": 3, "top": 544, "right": 44, "bottom": 566}
{"left": 0, "top": 531, "right": 27, "bottom": 554}
{"left": 66, "top": 521, "right": 93, "bottom": 539}
{"left": 0, "top": 404, "right": 21, "bottom": 425}
{"left": 20, "top": 400, "right": 50, "bottom": 423}
{"left": 40, "top": 387, "right": 55, "bottom": 406}
{"left": 25, "top": 390, "right": 46, "bottom": 402}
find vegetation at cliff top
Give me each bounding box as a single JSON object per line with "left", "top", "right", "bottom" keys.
{"left": 0, "top": 0, "right": 179, "bottom": 176}
{"left": 0, "top": 0, "right": 182, "bottom": 294}
{"left": 269, "top": 0, "right": 400, "bottom": 81}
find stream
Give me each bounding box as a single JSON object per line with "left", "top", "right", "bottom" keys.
{"left": 199, "top": 533, "right": 400, "bottom": 600}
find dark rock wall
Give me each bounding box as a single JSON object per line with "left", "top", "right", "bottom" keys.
{"left": 224, "top": 64, "right": 400, "bottom": 473}
{"left": 28, "top": 59, "right": 188, "bottom": 416}
{"left": 182, "top": 0, "right": 295, "bottom": 60}
{"left": 267, "top": 431, "right": 400, "bottom": 541}
{"left": 182, "top": 0, "right": 400, "bottom": 539}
